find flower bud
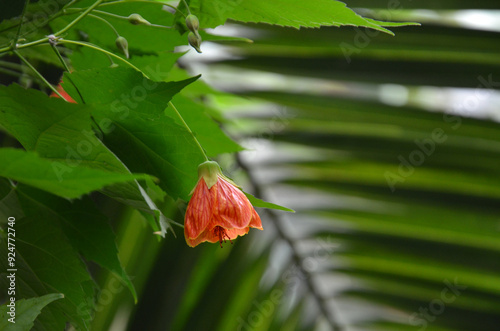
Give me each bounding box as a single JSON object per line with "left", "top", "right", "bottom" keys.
{"left": 185, "top": 14, "right": 199, "bottom": 32}
{"left": 115, "top": 36, "right": 129, "bottom": 59}
{"left": 128, "top": 13, "right": 151, "bottom": 26}
{"left": 188, "top": 31, "right": 202, "bottom": 53}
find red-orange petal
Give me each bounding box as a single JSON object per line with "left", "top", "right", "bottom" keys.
{"left": 211, "top": 176, "right": 253, "bottom": 229}
{"left": 184, "top": 178, "right": 215, "bottom": 247}
{"left": 50, "top": 84, "right": 77, "bottom": 103}
{"left": 184, "top": 174, "right": 263, "bottom": 247}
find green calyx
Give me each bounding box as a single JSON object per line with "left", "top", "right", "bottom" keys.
{"left": 198, "top": 161, "right": 221, "bottom": 189}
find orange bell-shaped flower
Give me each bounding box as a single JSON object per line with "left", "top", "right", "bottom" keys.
{"left": 184, "top": 161, "right": 263, "bottom": 247}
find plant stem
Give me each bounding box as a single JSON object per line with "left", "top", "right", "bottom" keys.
{"left": 63, "top": 0, "right": 79, "bottom": 9}
{"left": 57, "top": 39, "right": 141, "bottom": 72}
{"left": 14, "top": 0, "right": 30, "bottom": 47}
{"left": 50, "top": 44, "right": 72, "bottom": 73}
{"left": 14, "top": 50, "right": 64, "bottom": 99}
{"left": 100, "top": 0, "right": 180, "bottom": 14}
{"left": 88, "top": 13, "right": 120, "bottom": 37}
{"left": 182, "top": 0, "right": 191, "bottom": 15}
{"left": 168, "top": 101, "right": 209, "bottom": 161}
{"left": 54, "top": 0, "right": 105, "bottom": 36}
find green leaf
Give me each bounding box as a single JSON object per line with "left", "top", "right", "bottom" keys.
{"left": 185, "top": 0, "right": 409, "bottom": 34}
{"left": 17, "top": 184, "right": 137, "bottom": 302}
{"left": 245, "top": 192, "right": 294, "bottom": 212}
{"left": 0, "top": 214, "right": 95, "bottom": 330}
{"left": 62, "top": 67, "right": 206, "bottom": 200}
{"left": 0, "top": 83, "right": 167, "bottom": 228}
{"left": 363, "top": 18, "right": 421, "bottom": 27}
{"left": 0, "top": 293, "right": 64, "bottom": 331}
{"left": 0, "top": 148, "right": 150, "bottom": 199}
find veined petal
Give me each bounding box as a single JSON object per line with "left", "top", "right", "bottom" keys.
{"left": 184, "top": 164, "right": 264, "bottom": 247}
{"left": 184, "top": 178, "right": 215, "bottom": 246}
{"left": 212, "top": 176, "right": 253, "bottom": 229}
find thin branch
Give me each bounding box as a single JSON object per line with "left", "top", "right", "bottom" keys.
{"left": 57, "top": 39, "right": 141, "bottom": 72}
{"left": 87, "top": 13, "right": 120, "bottom": 37}
{"left": 14, "top": 0, "right": 30, "bottom": 47}
{"left": 168, "top": 101, "right": 209, "bottom": 161}
{"left": 181, "top": 0, "right": 192, "bottom": 15}
{"left": 99, "top": 0, "right": 180, "bottom": 14}
{"left": 54, "top": 0, "right": 105, "bottom": 36}
{"left": 236, "top": 154, "right": 344, "bottom": 331}
{"left": 14, "top": 50, "right": 64, "bottom": 99}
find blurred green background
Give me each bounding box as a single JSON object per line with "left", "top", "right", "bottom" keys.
{"left": 87, "top": 1, "right": 500, "bottom": 331}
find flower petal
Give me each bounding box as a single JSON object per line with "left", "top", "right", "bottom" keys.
{"left": 249, "top": 208, "right": 263, "bottom": 230}
{"left": 212, "top": 176, "right": 253, "bottom": 229}
{"left": 184, "top": 178, "right": 215, "bottom": 246}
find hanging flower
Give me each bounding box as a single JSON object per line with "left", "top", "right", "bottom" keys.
{"left": 184, "top": 161, "right": 263, "bottom": 247}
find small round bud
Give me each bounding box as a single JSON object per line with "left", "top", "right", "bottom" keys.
{"left": 115, "top": 36, "right": 129, "bottom": 59}
{"left": 128, "top": 13, "right": 151, "bottom": 26}
{"left": 185, "top": 14, "right": 199, "bottom": 32}
{"left": 188, "top": 31, "right": 202, "bottom": 53}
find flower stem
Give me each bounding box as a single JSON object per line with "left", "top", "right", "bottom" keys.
{"left": 57, "top": 39, "right": 141, "bottom": 72}
{"left": 168, "top": 101, "right": 209, "bottom": 161}
{"left": 100, "top": 0, "right": 180, "bottom": 14}
{"left": 182, "top": 0, "right": 192, "bottom": 15}
{"left": 13, "top": 50, "right": 64, "bottom": 99}
{"left": 87, "top": 13, "right": 120, "bottom": 37}
{"left": 14, "top": 0, "right": 29, "bottom": 47}
{"left": 54, "top": 0, "right": 105, "bottom": 36}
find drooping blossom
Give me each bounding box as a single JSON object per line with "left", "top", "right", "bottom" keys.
{"left": 184, "top": 161, "right": 263, "bottom": 247}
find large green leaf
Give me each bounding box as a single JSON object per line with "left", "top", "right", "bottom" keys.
{"left": 0, "top": 148, "right": 149, "bottom": 199}
{"left": 184, "top": 0, "right": 416, "bottom": 33}
{"left": 0, "top": 183, "right": 96, "bottom": 330}
{"left": 61, "top": 67, "right": 206, "bottom": 200}
{"left": 0, "top": 83, "right": 165, "bottom": 222}
{"left": 17, "top": 184, "right": 136, "bottom": 301}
